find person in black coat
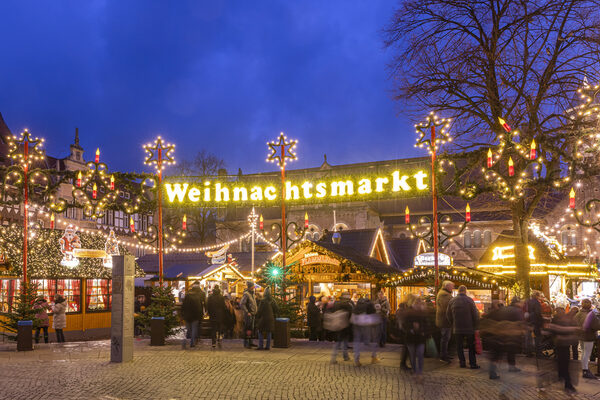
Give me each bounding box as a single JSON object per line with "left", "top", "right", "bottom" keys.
{"left": 526, "top": 291, "right": 544, "bottom": 356}
{"left": 255, "top": 287, "right": 278, "bottom": 350}
{"left": 181, "top": 284, "right": 205, "bottom": 348}
{"left": 307, "top": 295, "right": 322, "bottom": 341}
{"left": 207, "top": 286, "right": 227, "bottom": 348}
{"left": 447, "top": 285, "right": 480, "bottom": 369}
{"left": 330, "top": 291, "right": 353, "bottom": 363}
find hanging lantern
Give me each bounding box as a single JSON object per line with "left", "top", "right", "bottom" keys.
{"left": 110, "top": 175, "right": 115, "bottom": 191}
{"left": 92, "top": 183, "right": 97, "bottom": 199}
{"left": 487, "top": 148, "right": 493, "bottom": 168}
{"left": 498, "top": 117, "right": 511, "bottom": 132}
{"left": 130, "top": 217, "right": 135, "bottom": 233}
{"left": 95, "top": 148, "right": 100, "bottom": 163}
{"left": 304, "top": 212, "right": 309, "bottom": 229}
{"left": 182, "top": 214, "right": 187, "bottom": 231}
{"left": 77, "top": 171, "right": 82, "bottom": 187}
{"left": 259, "top": 214, "right": 264, "bottom": 230}
{"left": 50, "top": 213, "right": 55, "bottom": 229}
{"left": 569, "top": 188, "right": 575, "bottom": 209}
{"left": 465, "top": 203, "right": 471, "bottom": 222}
{"left": 405, "top": 206, "right": 410, "bottom": 224}
{"left": 530, "top": 139, "right": 536, "bottom": 160}
{"left": 508, "top": 157, "right": 514, "bottom": 176}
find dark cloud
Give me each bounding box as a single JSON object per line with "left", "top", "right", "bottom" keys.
{"left": 0, "top": 0, "right": 415, "bottom": 174}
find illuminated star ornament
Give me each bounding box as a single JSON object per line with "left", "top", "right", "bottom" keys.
{"left": 266, "top": 132, "right": 298, "bottom": 169}
{"left": 414, "top": 112, "right": 452, "bottom": 155}
{"left": 7, "top": 129, "right": 45, "bottom": 168}
{"left": 143, "top": 136, "right": 176, "bottom": 172}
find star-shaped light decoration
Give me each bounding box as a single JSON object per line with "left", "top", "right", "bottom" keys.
{"left": 143, "top": 136, "right": 176, "bottom": 173}
{"left": 266, "top": 132, "right": 298, "bottom": 169}
{"left": 7, "top": 129, "right": 46, "bottom": 169}
{"left": 414, "top": 112, "right": 452, "bottom": 155}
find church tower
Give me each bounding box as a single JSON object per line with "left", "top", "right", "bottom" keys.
{"left": 69, "top": 127, "right": 84, "bottom": 162}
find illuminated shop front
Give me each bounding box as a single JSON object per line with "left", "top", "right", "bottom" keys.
{"left": 274, "top": 233, "right": 398, "bottom": 302}
{"left": 477, "top": 230, "right": 598, "bottom": 300}
{"left": 0, "top": 225, "right": 141, "bottom": 338}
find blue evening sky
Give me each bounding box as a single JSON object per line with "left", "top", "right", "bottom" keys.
{"left": 0, "top": 1, "right": 416, "bottom": 175}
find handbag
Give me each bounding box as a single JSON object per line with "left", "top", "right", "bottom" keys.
{"left": 425, "top": 337, "right": 438, "bottom": 358}
{"left": 323, "top": 310, "right": 349, "bottom": 332}
{"left": 474, "top": 330, "right": 483, "bottom": 355}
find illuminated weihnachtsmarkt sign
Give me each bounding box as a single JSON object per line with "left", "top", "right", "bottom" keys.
{"left": 164, "top": 169, "right": 429, "bottom": 206}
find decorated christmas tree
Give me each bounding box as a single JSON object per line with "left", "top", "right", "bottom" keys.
{"left": 135, "top": 286, "right": 180, "bottom": 337}
{"left": 257, "top": 261, "right": 302, "bottom": 325}
{"left": 0, "top": 281, "right": 39, "bottom": 340}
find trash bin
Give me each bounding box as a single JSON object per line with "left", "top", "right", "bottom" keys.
{"left": 273, "top": 318, "right": 290, "bottom": 348}
{"left": 150, "top": 317, "right": 165, "bottom": 346}
{"left": 17, "top": 320, "right": 33, "bottom": 351}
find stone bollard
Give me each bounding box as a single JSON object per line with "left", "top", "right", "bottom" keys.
{"left": 17, "top": 320, "right": 33, "bottom": 351}
{"left": 273, "top": 318, "right": 290, "bottom": 348}
{"left": 150, "top": 317, "right": 165, "bottom": 346}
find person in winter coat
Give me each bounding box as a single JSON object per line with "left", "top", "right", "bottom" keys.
{"left": 330, "top": 291, "right": 353, "bottom": 363}
{"left": 395, "top": 302, "right": 412, "bottom": 370}
{"left": 33, "top": 296, "right": 51, "bottom": 343}
{"left": 549, "top": 307, "right": 579, "bottom": 394}
{"left": 181, "top": 283, "right": 205, "bottom": 348}
{"left": 240, "top": 282, "right": 258, "bottom": 348}
{"left": 447, "top": 285, "right": 480, "bottom": 369}
{"left": 480, "top": 296, "right": 526, "bottom": 380}
{"left": 307, "top": 295, "right": 322, "bottom": 341}
{"left": 207, "top": 286, "right": 227, "bottom": 348}
{"left": 255, "top": 287, "right": 278, "bottom": 350}
{"left": 436, "top": 280, "right": 454, "bottom": 362}
{"left": 352, "top": 297, "right": 380, "bottom": 367}
{"left": 223, "top": 293, "right": 237, "bottom": 339}
{"left": 526, "top": 291, "right": 544, "bottom": 356}
{"left": 574, "top": 299, "right": 600, "bottom": 379}
{"left": 52, "top": 295, "right": 67, "bottom": 343}
{"left": 375, "top": 290, "right": 391, "bottom": 347}
{"left": 403, "top": 295, "right": 430, "bottom": 379}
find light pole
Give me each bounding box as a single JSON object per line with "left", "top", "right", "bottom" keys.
{"left": 5, "top": 130, "right": 46, "bottom": 283}
{"left": 412, "top": 112, "right": 454, "bottom": 292}
{"left": 143, "top": 137, "right": 175, "bottom": 285}
{"left": 266, "top": 132, "right": 298, "bottom": 269}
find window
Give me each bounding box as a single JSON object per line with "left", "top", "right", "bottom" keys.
{"left": 132, "top": 214, "right": 140, "bottom": 231}
{"left": 86, "top": 279, "right": 112, "bottom": 311}
{"left": 483, "top": 230, "right": 492, "bottom": 247}
{"left": 473, "top": 230, "right": 482, "bottom": 248}
{"left": 561, "top": 229, "right": 577, "bottom": 246}
{"left": 0, "top": 279, "right": 18, "bottom": 313}
{"left": 115, "top": 211, "right": 126, "bottom": 229}
{"left": 26, "top": 279, "right": 81, "bottom": 313}
{"left": 463, "top": 231, "right": 472, "bottom": 248}
{"left": 106, "top": 210, "right": 114, "bottom": 226}
{"left": 64, "top": 207, "right": 78, "bottom": 220}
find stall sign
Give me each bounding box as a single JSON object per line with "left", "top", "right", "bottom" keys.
{"left": 301, "top": 254, "right": 340, "bottom": 267}
{"left": 414, "top": 252, "right": 452, "bottom": 267}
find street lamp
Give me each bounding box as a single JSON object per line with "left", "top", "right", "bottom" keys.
{"left": 143, "top": 136, "right": 175, "bottom": 285}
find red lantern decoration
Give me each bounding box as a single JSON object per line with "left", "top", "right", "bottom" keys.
{"left": 130, "top": 217, "right": 135, "bottom": 233}
{"left": 508, "top": 157, "right": 514, "bottom": 177}
{"left": 110, "top": 175, "right": 115, "bottom": 191}
{"left": 569, "top": 188, "right": 575, "bottom": 209}
{"left": 92, "top": 183, "right": 97, "bottom": 199}
{"left": 405, "top": 206, "right": 410, "bottom": 224}
{"left": 530, "top": 139, "right": 536, "bottom": 160}
{"left": 76, "top": 171, "right": 82, "bottom": 187}
{"left": 182, "top": 214, "right": 187, "bottom": 231}
{"left": 95, "top": 148, "right": 100, "bottom": 163}
{"left": 465, "top": 203, "right": 471, "bottom": 222}
{"left": 498, "top": 117, "right": 511, "bottom": 133}
{"left": 50, "top": 213, "right": 55, "bottom": 229}
{"left": 304, "top": 212, "right": 309, "bottom": 229}
{"left": 259, "top": 214, "right": 264, "bottom": 230}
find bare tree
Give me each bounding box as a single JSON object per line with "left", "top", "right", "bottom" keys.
{"left": 164, "top": 150, "right": 225, "bottom": 245}
{"left": 385, "top": 0, "right": 600, "bottom": 295}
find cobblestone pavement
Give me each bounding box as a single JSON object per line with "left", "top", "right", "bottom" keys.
{"left": 1, "top": 338, "right": 600, "bottom": 399}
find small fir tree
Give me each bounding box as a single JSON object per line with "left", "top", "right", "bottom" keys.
{"left": 257, "top": 261, "right": 302, "bottom": 325}
{"left": 135, "top": 286, "right": 180, "bottom": 337}
{"left": 0, "top": 281, "right": 40, "bottom": 340}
